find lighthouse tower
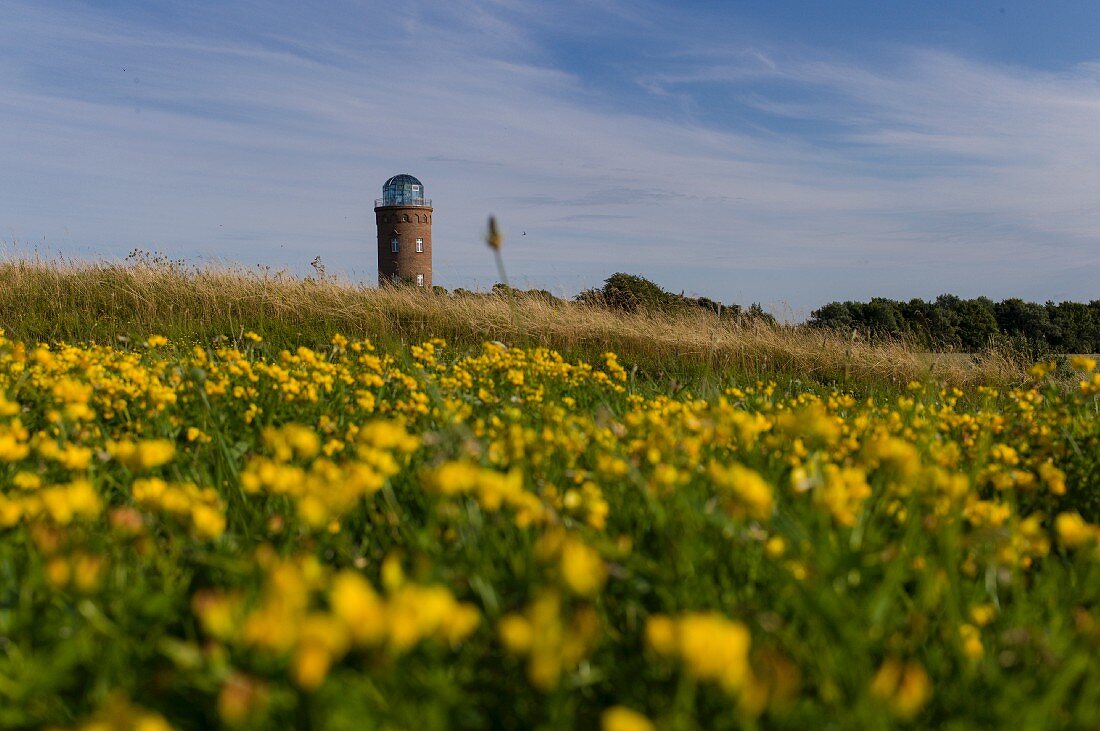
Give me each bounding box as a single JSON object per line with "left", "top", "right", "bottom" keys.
{"left": 375, "top": 174, "right": 432, "bottom": 288}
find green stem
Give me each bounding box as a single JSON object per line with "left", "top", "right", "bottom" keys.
{"left": 493, "top": 248, "right": 509, "bottom": 289}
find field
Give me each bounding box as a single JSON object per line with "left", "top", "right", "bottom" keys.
{"left": 1, "top": 262, "right": 1099, "bottom": 729}
{"left": 0, "top": 260, "right": 1026, "bottom": 391}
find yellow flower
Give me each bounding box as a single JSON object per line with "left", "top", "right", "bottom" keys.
{"left": 969, "top": 604, "right": 996, "bottom": 627}
{"left": 816, "top": 465, "right": 871, "bottom": 527}
{"left": 46, "top": 555, "right": 71, "bottom": 587}
{"left": 644, "top": 615, "right": 677, "bottom": 656}
{"left": 1055, "top": 512, "right": 1096, "bottom": 549}
{"left": 135, "top": 716, "right": 172, "bottom": 731}
{"left": 72, "top": 553, "right": 106, "bottom": 592}
{"left": 560, "top": 537, "right": 606, "bottom": 596}
{"left": 959, "top": 623, "right": 983, "bottom": 659}
{"left": 1038, "top": 462, "right": 1066, "bottom": 496}
{"left": 708, "top": 462, "right": 773, "bottom": 521}
{"left": 262, "top": 424, "right": 320, "bottom": 461}
{"left": 1069, "top": 355, "right": 1097, "bottom": 372}
{"left": 145, "top": 335, "right": 169, "bottom": 347}
{"left": 381, "top": 553, "right": 405, "bottom": 591}
{"left": 499, "top": 615, "right": 534, "bottom": 653}
{"left": 58, "top": 444, "right": 93, "bottom": 470}
{"left": 1027, "top": 361, "right": 1053, "bottom": 379}
{"left": 601, "top": 706, "right": 655, "bottom": 731}
{"left": 870, "top": 658, "right": 931, "bottom": 720}
{"left": 191, "top": 504, "right": 227, "bottom": 539}
{"left": 764, "top": 535, "right": 786, "bottom": 558}
{"left": 292, "top": 614, "right": 349, "bottom": 690}
{"left": 441, "top": 602, "right": 481, "bottom": 646}
{"left": 329, "top": 571, "right": 386, "bottom": 646}
{"left": 192, "top": 589, "right": 241, "bottom": 640}
{"left": 0, "top": 427, "right": 30, "bottom": 462}
{"left": 661, "top": 612, "right": 752, "bottom": 692}
{"left": 186, "top": 427, "right": 212, "bottom": 444}
{"left": 112, "top": 439, "right": 176, "bottom": 470}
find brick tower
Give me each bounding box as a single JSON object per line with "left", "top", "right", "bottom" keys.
{"left": 375, "top": 174, "right": 432, "bottom": 288}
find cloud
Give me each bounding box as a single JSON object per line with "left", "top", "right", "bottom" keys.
{"left": 0, "top": 0, "right": 1097, "bottom": 311}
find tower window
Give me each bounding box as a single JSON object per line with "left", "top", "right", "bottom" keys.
{"left": 416, "top": 238, "right": 423, "bottom": 253}
{"left": 416, "top": 274, "right": 424, "bottom": 287}
{"left": 391, "top": 237, "right": 399, "bottom": 253}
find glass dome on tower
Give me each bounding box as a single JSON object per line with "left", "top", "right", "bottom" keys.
{"left": 378, "top": 174, "right": 430, "bottom": 207}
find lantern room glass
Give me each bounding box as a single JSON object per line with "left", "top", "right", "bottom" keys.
{"left": 381, "top": 174, "right": 426, "bottom": 206}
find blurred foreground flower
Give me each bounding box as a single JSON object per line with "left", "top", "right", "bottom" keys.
{"left": 486, "top": 215, "right": 509, "bottom": 288}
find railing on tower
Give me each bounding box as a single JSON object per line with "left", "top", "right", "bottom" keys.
{"left": 375, "top": 197, "right": 432, "bottom": 208}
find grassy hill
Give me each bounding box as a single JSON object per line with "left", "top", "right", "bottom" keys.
{"left": 0, "top": 259, "right": 1025, "bottom": 392}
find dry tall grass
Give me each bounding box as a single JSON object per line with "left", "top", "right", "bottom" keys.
{"left": 0, "top": 259, "right": 1026, "bottom": 389}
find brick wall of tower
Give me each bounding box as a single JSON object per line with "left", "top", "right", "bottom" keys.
{"left": 375, "top": 205, "right": 433, "bottom": 288}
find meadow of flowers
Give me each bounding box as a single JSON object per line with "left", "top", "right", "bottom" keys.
{"left": 0, "top": 327, "right": 1098, "bottom": 729}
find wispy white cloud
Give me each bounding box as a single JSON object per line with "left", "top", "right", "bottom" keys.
{"left": 0, "top": 0, "right": 1098, "bottom": 313}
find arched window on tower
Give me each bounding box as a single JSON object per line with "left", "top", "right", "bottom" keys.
{"left": 416, "top": 274, "right": 424, "bottom": 287}
{"left": 403, "top": 214, "right": 409, "bottom": 222}
{"left": 391, "top": 236, "right": 399, "bottom": 253}
{"left": 416, "top": 238, "right": 423, "bottom": 253}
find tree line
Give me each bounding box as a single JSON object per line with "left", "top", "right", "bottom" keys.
{"left": 454, "top": 273, "right": 1099, "bottom": 356}
{"left": 452, "top": 273, "right": 777, "bottom": 325}
{"left": 576, "top": 273, "right": 775, "bottom": 324}
{"left": 810, "top": 296, "right": 1100, "bottom": 355}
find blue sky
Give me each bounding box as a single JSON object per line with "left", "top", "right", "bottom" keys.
{"left": 2, "top": 1, "right": 1099, "bottom": 316}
